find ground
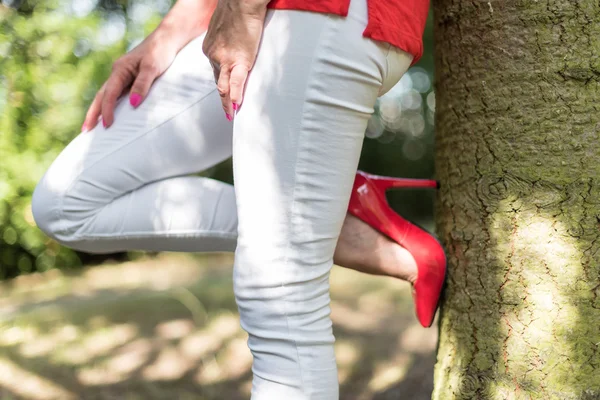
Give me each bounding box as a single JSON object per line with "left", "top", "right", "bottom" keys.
{"left": 0, "top": 253, "right": 437, "bottom": 400}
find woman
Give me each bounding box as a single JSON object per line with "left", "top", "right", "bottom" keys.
{"left": 32, "top": 0, "right": 445, "bottom": 397}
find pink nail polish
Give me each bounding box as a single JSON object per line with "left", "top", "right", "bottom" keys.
{"left": 102, "top": 119, "right": 108, "bottom": 128}
{"left": 130, "top": 93, "right": 142, "bottom": 108}
{"left": 81, "top": 123, "right": 88, "bottom": 133}
{"left": 226, "top": 113, "right": 233, "bottom": 122}
{"left": 232, "top": 103, "right": 239, "bottom": 111}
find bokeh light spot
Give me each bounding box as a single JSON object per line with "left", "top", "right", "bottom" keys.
{"left": 96, "top": 13, "right": 127, "bottom": 47}
{"left": 71, "top": 0, "right": 99, "bottom": 18}
{"left": 426, "top": 91, "right": 435, "bottom": 112}
{"left": 401, "top": 89, "right": 422, "bottom": 111}
{"left": 410, "top": 67, "right": 431, "bottom": 93}
{"left": 366, "top": 112, "right": 385, "bottom": 139}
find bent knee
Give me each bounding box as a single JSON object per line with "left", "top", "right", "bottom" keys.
{"left": 31, "top": 172, "right": 96, "bottom": 249}
{"left": 32, "top": 135, "right": 100, "bottom": 242}
{"left": 31, "top": 176, "right": 66, "bottom": 241}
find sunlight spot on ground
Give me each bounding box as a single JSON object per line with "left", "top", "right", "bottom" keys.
{"left": 336, "top": 340, "right": 361, "bottom": 366}
{"left": 368, "top": 354, "right": 411, "bottom": 392}
{"left": 399, "top": 323, "right": 438, "bottom": 354}
{"left": 19, "top": 335, "right": 56, "bottom": 358}
{"left": 16, "top": 270, "right": 69, "bottom": 300}
{"left": 85, "top": 324, "right": 138, "bottom": 355}
{"left": 218, "top": 337, "right": 252, "bottom": 379}
{"left": 335, "top": 340, "right": 361, "bottom": 384}
{"left": 179, "top": 314, "right": 242, "bottom": 363}
{"left": 179, "top": 331, "right": 222, "bottom": 361}
{"left": 108, "top": 338, "right": 152, "bottom": 374}
{"left": 57, "top": 346, "right": 89, "bottom": 365}
{"left": 78, "top": 366, "right": 126, "bottom": 386}
{"left": 0, "top": 358, "right": 77, "bottom": 400}
{"left": 143, "top": 345, "right": 192, "bottom": 381}
{"left": 77, "top": 337, "right": 153, "bottom": 385}
{"left": 330, "top": 300, "right": 382, "bottom": 332}
{"left": 56, "top": 324, "right": 80, "bottom": 341}
{"left": 196, "top": 336, "right": 252, "bottom": 384}
{"left": 196, "top": 356, "right": 221, "bottom": 384}
{"left": 20, "top": 324, "right": 81, "bottom": 357}
{"left": 155, "top": 319, "right": 195, "bottom": 340}
{"left": 58, "top": 323, "right": 138, "bottom": 365}
{"left": 206, "top": 313, "right": 241, "bottom": 337}
{"left": 0, "top": 325, "right": 39, "bottom": 346}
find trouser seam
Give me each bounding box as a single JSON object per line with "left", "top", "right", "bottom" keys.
{"left": 71, "top": 230, "right": 237, "bottom": 240}
{"left": 277, "top": 16, "right": 332, "bottom": 397}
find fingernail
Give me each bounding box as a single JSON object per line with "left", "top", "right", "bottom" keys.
{"left": 102, "top": 119, "right": 108, "bottom": 128}
{"left": 130, "top": 93, "right": 142, "bottom": 108}
{"left": 226, "top": 113, "right": 233, "bottom": 122}
{"left": 81, "top": 123, "right": 88, "bottom": 133}
{"left": 232, "top": 103, "right": 239, "bottom": 111}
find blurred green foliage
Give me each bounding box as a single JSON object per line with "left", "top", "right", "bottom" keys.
{"left": 0, "top": 0, "right": 167, "bottom": 278}
{"left": 0, "top": 0, "right": 436, "bottom": 279}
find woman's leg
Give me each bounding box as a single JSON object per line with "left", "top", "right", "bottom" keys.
{"left": 232, "top": 0, "right": 413, "bottom": 398}
{"left": 32, "top": 8, "right": 415, "bottom": 398}
{"left": 31, "top": 29, "right": 417, "bottom": 281}
{"left": 32, "top": 35, "right": 238, "bottom": 253}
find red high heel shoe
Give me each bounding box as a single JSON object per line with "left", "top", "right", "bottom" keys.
{"left": 348, "top": 171, "right": 446, "bottom": 328}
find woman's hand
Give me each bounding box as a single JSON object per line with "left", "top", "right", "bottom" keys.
{"left": 81, "top": 0, "right": 216, "bottom": 130}
{"left": 82, "top": 31, "right": 179, "bottom": 131}
{"left": 202, "top": 0, "right": 268, "bottom": 120}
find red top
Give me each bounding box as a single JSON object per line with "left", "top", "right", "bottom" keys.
{"left": 267, "top": 0, "right": 429, "bottom": 64}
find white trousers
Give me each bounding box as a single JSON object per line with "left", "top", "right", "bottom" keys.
{"left": 32, "top": 0, "right": 412, "bottom": 397}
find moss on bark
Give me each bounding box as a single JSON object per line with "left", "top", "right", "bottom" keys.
{"left": 432, "top": 1, "right": 600, "bottom": 399}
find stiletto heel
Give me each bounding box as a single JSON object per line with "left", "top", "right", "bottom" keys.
{"left": 348, "top": 170, "right": 446, "bottom": 328}
{"left": 360, "top": 172, "right": 439, "bottom": 191}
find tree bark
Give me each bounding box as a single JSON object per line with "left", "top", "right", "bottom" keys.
{"left": 432, "top": 1, "right": 600, "bottom": 399}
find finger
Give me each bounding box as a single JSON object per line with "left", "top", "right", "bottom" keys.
{"left": 217, "top": 67, "right": 233, "bottom": 121}
{"left": 82, "top": 87, "right": 105, "bottom": 132}
{"left": 229, "top": 64, "right": 249, "bottom": 113}
{"left": 210, "top": 60, "right": 221, "bottom": 85}
{"left": 129, "top": 64, "right": 159, "bottom": 108}
{"left": 101, "top": 74, "right": 130, "bottom": 128}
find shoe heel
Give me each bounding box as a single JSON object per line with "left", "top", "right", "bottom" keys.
{"left": 365, "top": 174, "right": 439, "bottom": 191}
{"left": 371, "top": 177, "right": 440, "bottom": 190}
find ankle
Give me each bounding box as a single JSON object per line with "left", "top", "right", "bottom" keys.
{"left": 335, "top": 213, "right": 418, "bottom": 284}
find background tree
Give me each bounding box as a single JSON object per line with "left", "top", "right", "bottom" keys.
{"left": 433, "top": 0, "right": 600, "bottom": 398}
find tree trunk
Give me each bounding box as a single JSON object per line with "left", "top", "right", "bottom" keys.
{"left": 432, "top": 1, "right": 600, "bottom": 399}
